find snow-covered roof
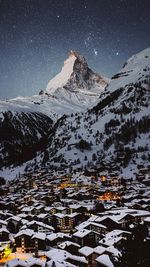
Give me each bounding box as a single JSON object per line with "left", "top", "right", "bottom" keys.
{"left": 96, "top": 254, "right": 114, "bottom": 267}
{"left": 15, "top": 229, "right": 34, "bottom": 238}
{"left": 94, "top": 245, "right": 106, "bottom": 255}
{"left": 47, "top": 232, "right": 71, "bottom": 242}
{"left": 73, "top": 229, "right": 91, "bottom": 238}
{"left": 5, "top": 258, "right": 28, "bottom": 267}
{"left": 58, "top": 241, "right": 80, "bottom": 250}
{"left": 32, "top": 232, "right": 46, "bottom": 241}
{"left": 47, "top": 259, "right": 76, "bottom": 267}
{"left": 78, "top": 246, "right": 94, "bottom": 257}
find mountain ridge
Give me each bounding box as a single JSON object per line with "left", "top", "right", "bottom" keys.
{"left": 33, "top": 47, "right": 150, "bottom": 180}
{"left": 0, "top": 51, "right": 108, "bottom": 172}
{"left": 0, "top": 47, "right": 149, "bottom": 179}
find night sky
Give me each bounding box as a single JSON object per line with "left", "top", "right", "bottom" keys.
{"left": 0, "top": 0, "right": 150, "bottom": 99}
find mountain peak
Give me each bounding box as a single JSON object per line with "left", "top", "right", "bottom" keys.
{"left": 45, "top": 51, "right": 108, "bottom": 94}
{"left": 68, "top": 50, "right": 87, "bottom": 64}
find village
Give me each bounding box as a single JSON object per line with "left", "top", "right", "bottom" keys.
{"left": 0, "top": 167, "right": 150, "bottom": 267}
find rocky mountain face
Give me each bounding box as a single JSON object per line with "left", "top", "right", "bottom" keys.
{"left": 46, "top": 50, "right": 108, "bottom": 94}
{"left": 36, "top": 48, "right": 150, "bottom": 179}
{"left": 0, "top": 51, "right": 108, "bottom": 170}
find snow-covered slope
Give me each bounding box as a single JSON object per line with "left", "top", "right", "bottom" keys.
{"left": 46, "top": 52, "right": 77, "bottom": 93}
{"left": 0, "top": 51, "right": 109, "bottom": 120}
{"left": 0, "top": 51, "right": 108, "bottom": 170}
{"left": 35, "top": 47, "right": 150, "bottom": 179}
{"left": 108, "top": 47, "right": 150, "bottom": 92}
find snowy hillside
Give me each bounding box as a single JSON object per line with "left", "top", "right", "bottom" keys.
{"left": 36, "top": 47, "right": 150, "bottom": 179}
{"left": 108, "top": 47, "right": 150, "bottom": 92}
{"left": 0, "top": 51, "right": 108, "bottom": 170}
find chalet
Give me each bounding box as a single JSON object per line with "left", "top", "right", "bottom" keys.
{"left": 0, "top": 201, "right": 6, "bottom": 210}
{"left": 21, "top": 206, "right": 35, "bottom": 215}
{"left": 24, "top": 195, "right": 34, "bottom": 204}
{"left": 97, "top": 218, "right": 120, "bottom": 231}
{"left": 44, "top": 207, "right": 56, "bottom": 215}
{"left": 78, "top": 246, "right": 94, "bottom": 267}
{"left": 35, "top": 213, "right": 51, "bottom": 224}
{"left": 68, "top": 204, "right": 87, "bottom": 214}
{"left": 52, "top": 212, "right": 79, "bottom": 233}
{"left": 0, "top": 228, "right": 9, "bottom": 241}
{"left": 7, "top": 216, "right": 23, "bottom": 234}
{"left": 99, "top": 230, "right": 131, "bottom": 248}
{"left": 21, "top": 220, "right": 54, "bottom": 234}
{"left": 55, "top": 206, "right": 68, "bottom": 214}
{"left": 0, "top": 219, "right": 7, "bottom": 229}
{"left": 46, "top": 232, "right": 71, "bottom": 247}
{"left": 31, "top": 232, "right": 46, "bottom": 251}
{"left": 73, "top": 229, "right": 95, "bottom": 247}
{"left": 58, "top": 240, "right": 80, "bottom": 255}
{"left": 84, "top": 222, "right": 107, "bottom": 244}
{"left": 15, "top": 229, "right": 35, "bottom": 253}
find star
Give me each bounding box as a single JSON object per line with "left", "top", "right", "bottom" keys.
{"left": 57, "top": 15, "right": 60, "bottom": 19}
{"left": 116, "top": 52, "right": 119, "bottom": 56}
{"left": 93, "top": 48, "right": 98, "bottom": 56}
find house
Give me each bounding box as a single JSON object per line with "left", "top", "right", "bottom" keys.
{"left": 97, "top": 217, "right": 120, "bottom": 231}
{"left": 21, "top": 206, "right": 35, "bottom": 215}
{"left": 52, "top": 212, "right": 79, "bottom": 233}
{"left": 31, "top": 232, "right": 46, "bottom": 252}
{"left": 7, "top": 216, "right": 23, "bottom": 234}
{"left": 21, "top": 220, "right": 54, "bottom": 234}
{"left": 46, "top": 232, "right": 71, "bottom": 247}
{"left": 84, "top": 222, "right": 107, "bottom": 244}
{"left": 24, "top": 195, "right": 34, "bottom": 204}
{"left": 0, "top": 219, "right": 7, "bottom": 229}
{"left": 73, "top": 229, "right": 95, "bottom": 247}
{"left": 0, "top": 228, "right": 9, "bottom": 241}
{"left": 15, "top": 229, "right": 35, "bottom": 253}
{"left": 78, "top": 246, "right": 94, "bottom": 267}
{"left": 99, "top": 230, "right": 131, "bottom": 248}
{"left": 68, "top": 204, "right": 87, "bottom": 214}
{"left": 58, "top": 240, "right": 80, "bottom": 255}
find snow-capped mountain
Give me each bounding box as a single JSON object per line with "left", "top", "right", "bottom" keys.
{"left": 46, "top": 50, "right": 108, "bottom": 94}
{"left": 0, "top": 51, "right": 108, "bottom": 119}
{"left": 43, "top": 50, "right": 109, "bottom": 110}
{"left": 36, "top": 47, "right": 150, "bottom": 179}
{"left": 0, "top": 51, "right": 108, "bottom": 170}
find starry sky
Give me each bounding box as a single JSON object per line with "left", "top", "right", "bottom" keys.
{"left": 0, "top": 0, "right": 150, "bottom": 99}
